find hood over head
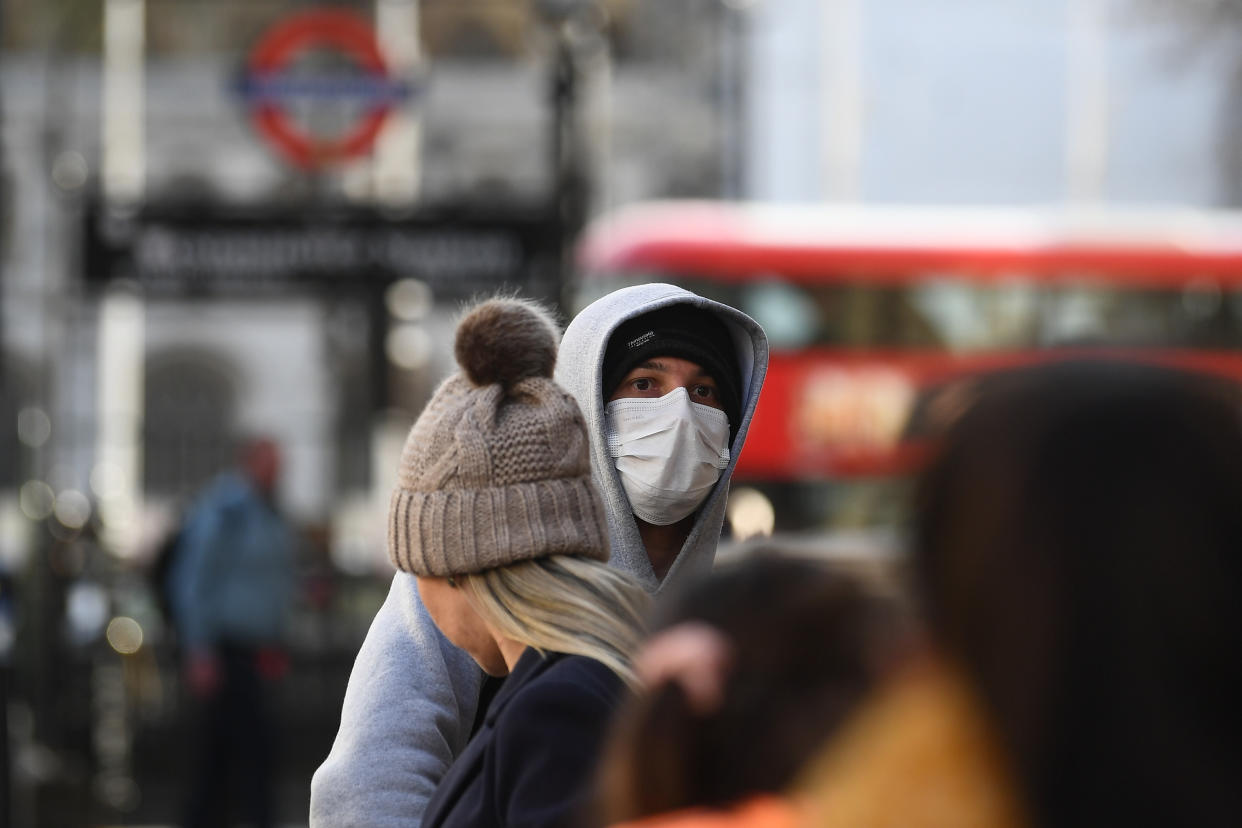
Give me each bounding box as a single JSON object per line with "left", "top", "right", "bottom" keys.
{"left": 556, "top": 283, "right": 769, "bottom": 593}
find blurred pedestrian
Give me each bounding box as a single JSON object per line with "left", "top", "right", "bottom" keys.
{"left": 801, "top": 360, "right": 1242, "bottom": 827}
{"left": 593, "top": 555, "right": 906, "bottom": 828}
{"left": 168, "top": 437, "right": 295, "bottom": 828}
{"left": 311, "top": 284, "right": 768, "bottom": 826}
{"left": 380, "top": 297, "right": 649, "bottom": 828}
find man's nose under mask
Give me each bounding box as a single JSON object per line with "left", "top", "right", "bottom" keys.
{"left": 605, "top": 387, "right": 731, "bottom": 526}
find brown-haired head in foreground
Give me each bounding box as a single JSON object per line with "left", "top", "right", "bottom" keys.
{"left": 913, "top": 360, "right": 1242, "bottom": 827}
{"left": 594, "top": 554, "right": 906, "bottom": 823}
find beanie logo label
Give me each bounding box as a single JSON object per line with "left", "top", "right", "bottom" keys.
{"left": 627, "top": 330, "right": 656, "bottom": 350}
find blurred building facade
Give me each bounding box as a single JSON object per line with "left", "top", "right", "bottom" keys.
{"left": 2, "top": 0, "right": 738, "bottom": 542}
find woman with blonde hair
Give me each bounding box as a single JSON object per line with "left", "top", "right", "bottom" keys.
{"left": 386, "top": 297, "right": 648, "bottom": 828}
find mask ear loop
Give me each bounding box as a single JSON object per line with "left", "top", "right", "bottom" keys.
{"left": 689, "top": 399, "right": 732, "bottom": 467}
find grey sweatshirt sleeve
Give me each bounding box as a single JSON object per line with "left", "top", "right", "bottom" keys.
{"left": 310, "top": 572, "right": 484, "bottom": 827}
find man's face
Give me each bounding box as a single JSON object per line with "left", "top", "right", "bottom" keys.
{"left": 608, "top": 356, "right": 723, "bottom": 410}
{"left": 243, "top": 440, "right": 280, "bottom": 494}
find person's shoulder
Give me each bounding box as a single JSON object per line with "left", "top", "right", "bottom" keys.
{"left": 193, "top": 471, "right": 251, "bottom": 508}
{"left": 500, "top": 653, "right": 625, "bottom": 726}
{"left": 489, "top": 653, "right": 629, "bottom": 768}
{"left": 545, "top": 652, "right": 624, "bottom": 698}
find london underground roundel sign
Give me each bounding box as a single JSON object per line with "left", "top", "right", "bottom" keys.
{"left": 239, "top": 7, "right": 412, "bottom": 169}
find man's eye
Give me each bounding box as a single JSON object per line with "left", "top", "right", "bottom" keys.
{"left": 692, "top": 384, "right": 716, "bottom": 398}
{"left": 633, "top": 378, "right": 653, "bottom": 392}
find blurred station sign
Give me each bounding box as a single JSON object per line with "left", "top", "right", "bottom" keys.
{"left": 82, "top": 200, "right": 562, "bottom": 303}
{"left": 235, "top": 7, "right": 416, "bottom": 169}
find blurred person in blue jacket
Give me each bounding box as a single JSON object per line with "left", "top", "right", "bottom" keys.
{"left": 168, "top": 436, "right": 295, "bottom": 828}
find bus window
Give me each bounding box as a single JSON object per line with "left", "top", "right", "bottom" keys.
{"left": 741, "top": 280, "right": 818, "bottom": 349}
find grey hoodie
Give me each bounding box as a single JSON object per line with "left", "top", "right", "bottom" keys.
{"left": 309, "top": 284, "right": 768, "bottom": 827}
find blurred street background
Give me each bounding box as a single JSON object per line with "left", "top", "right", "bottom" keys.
{"left": 3, "top": 0, "right": 1242, "bottom": 825}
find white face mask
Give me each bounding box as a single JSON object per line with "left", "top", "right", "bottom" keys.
{"left": 604, "top": 387, "right": 731, "bottom": 526}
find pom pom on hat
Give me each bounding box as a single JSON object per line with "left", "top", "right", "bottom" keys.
{"left": 455, "top": 297, "right": 560, "bottom": 389}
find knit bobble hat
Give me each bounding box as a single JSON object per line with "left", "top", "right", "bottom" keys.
{"left": 388, "top": 297, "right": 611, "bottom": 577}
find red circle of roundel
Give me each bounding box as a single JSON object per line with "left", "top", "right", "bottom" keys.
{"left": 248, "top": 8, "right": 393, "bottom": 169}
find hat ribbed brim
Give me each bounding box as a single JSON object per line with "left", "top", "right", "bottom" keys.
{"left": 388, "top": 475, "right": 611, "bottom": 577}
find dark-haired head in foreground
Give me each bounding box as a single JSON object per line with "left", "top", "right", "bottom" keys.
{"left": 914, "top": 360, "right": 1242, "bottom": 827}
{"left": 594, "top": 555, "right": 906, "bottom": 823}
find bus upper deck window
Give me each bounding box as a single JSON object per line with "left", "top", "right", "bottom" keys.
{"left": 742, "top": 280, "right": 819, "bottom": 349}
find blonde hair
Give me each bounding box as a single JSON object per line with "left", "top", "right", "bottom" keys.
{"left": 461, "top": 555, "right": 649, "bottom": 687}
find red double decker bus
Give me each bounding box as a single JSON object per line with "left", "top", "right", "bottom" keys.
{"left": 574, "top": 200, "right": 1242, "bottom": 533}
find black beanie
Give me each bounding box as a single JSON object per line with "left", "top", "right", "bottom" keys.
{"left": 602, "top": 305, "right": 742, "bottom": 439}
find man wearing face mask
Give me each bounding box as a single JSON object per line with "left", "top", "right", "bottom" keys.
{"left": 310, "top": 284, "right": 768, "bottom": 827}
{"left": 593, "top": 302, "right": 745, "bottom": 582}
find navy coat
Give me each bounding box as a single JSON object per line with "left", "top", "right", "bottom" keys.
{"left": 421, "top": 648, "right": 625, "bottom": 828}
